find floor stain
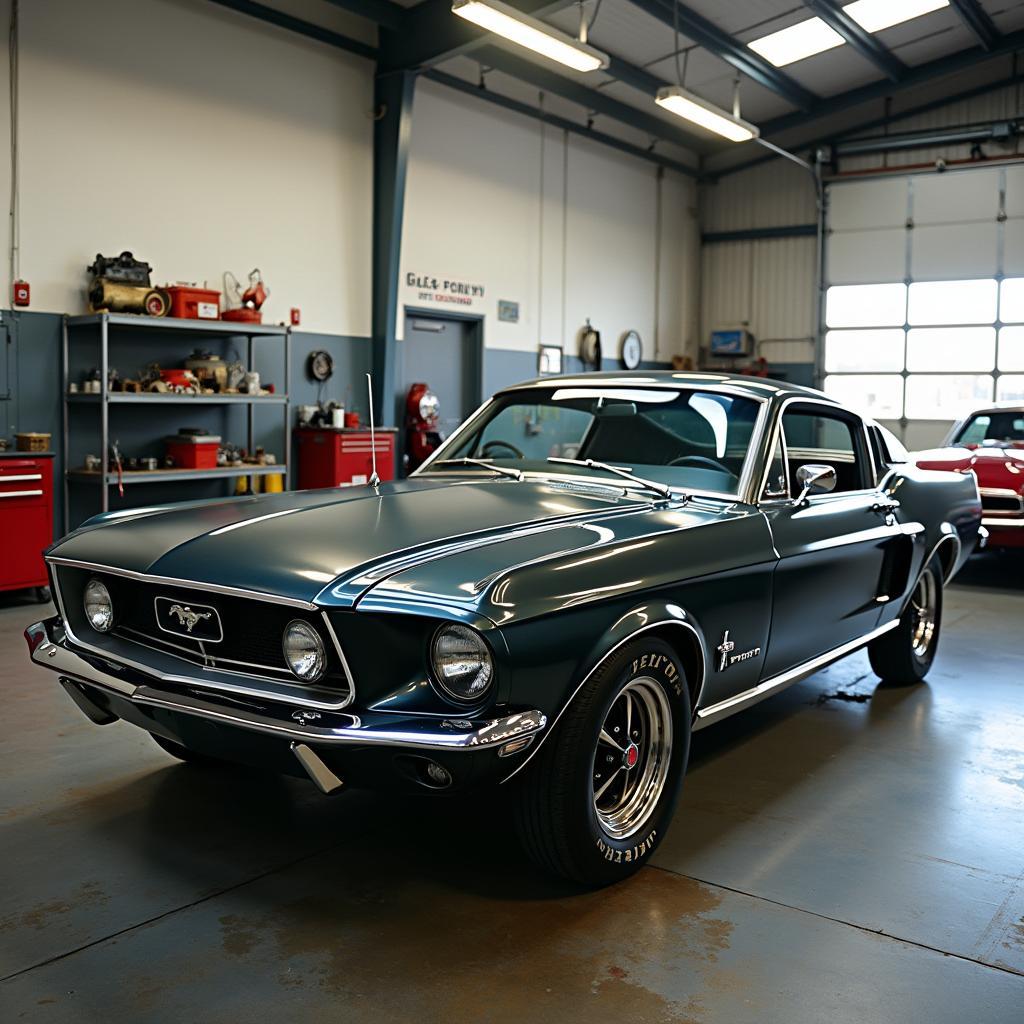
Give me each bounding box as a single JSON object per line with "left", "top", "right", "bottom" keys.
{"left": 216, "top": 866, "right": 732, "bottom": 1020}
{"left": 0, "top": 880, "right": 108, "bottom": 933}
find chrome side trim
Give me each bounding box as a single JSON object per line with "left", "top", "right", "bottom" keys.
{"left": 982, "top": 517, "right": 1024, "bottom": 528}
{"left": 499, "top": 618, "right": 708, "bottom": 785}
{"left": 693, "top": 619, "right": 900, "bottom": 730}
{"left": 46, "top": 557, "right": 318, "bottom": 610}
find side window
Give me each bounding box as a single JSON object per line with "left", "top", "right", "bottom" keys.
{"left": 868, "top": 424, "right": 908, "bottom": 478}
{"left": 762, "top": 433, "right": 789, "bottom": 499}
{"left": 782, "top": 408, "right": 867, "bottom": 494}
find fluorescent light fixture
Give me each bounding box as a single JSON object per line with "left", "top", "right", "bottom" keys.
{"left": 748, "top": 17, "right": 844, "bottom": 67}
{"left": 655, "top": 86, "right": 759, "bottom": 143}
{"left": 749, "top": 0, "right": 950, "bottom": 67}
{"left": 451, "top": 0, "right": 609, "bottom": 73}
{"left": 844, "top": 0, "right": 949, "bottom": 34}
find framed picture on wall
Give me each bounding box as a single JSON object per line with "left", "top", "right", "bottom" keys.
{"left": 538, "top": 345, "right": 563, "bottom": 376}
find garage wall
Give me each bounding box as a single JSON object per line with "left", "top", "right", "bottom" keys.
{"left": 700, "top": 78, "right": 1024, "bottom": 412}
{"left": 0, "top": 0, "right": 375, "bottom": 333}
{"left": 400, "top": 78, "right": 700, "bottom": 385}
{"left": 699, "top": 160, "right": 819, "bottom": 385}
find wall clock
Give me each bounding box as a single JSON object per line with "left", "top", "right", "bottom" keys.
{"left": 308, "top": 349, "right": 334, "bottom": 382}
{"left": 620, "top": 330, "right": 643, "bottom": 370}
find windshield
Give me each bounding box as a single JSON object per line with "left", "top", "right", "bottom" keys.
{"left": 421, "top": 386, "right": 763, "bottom": 496}
{"left": 952, "top": 411, "right": 1024, "bottom": 449}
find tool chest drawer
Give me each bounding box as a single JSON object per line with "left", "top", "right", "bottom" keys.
{"left": 0, "top": 453, "right": 54, "bottom": 593}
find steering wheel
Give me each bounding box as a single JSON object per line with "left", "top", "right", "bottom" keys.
{"left": 480, "top": 439, "right": 525, "bottom": 459}
{"left": 667, "top": 454, "right": 734, "bottom": 476}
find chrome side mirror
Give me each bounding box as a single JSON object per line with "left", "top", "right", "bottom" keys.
{"left": 795, "top": 463, "right": 837, "bottom": 504}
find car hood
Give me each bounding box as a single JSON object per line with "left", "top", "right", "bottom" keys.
{"left": 48, "top": 477, "right": 655, "bottom": 607}
{"left": 915, "top": 446, "right": 1024, "bottom": 489}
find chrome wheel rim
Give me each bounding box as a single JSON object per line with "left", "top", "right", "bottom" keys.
{"left": 910, "top": 571, "right": 937, "bottom": 659}
{"left": 592, "top": 677, "right": 673, "bottom": 840}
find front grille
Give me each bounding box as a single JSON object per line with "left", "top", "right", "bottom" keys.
{"left": 56, "top": 567, "right": 350, "bottom": 698}
{"left": 980, "top": 491, "right": 1024, "bottom": 515}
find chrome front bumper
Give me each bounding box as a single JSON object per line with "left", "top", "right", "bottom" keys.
{"left": 25, "top": 618, "right": 546, "bottom": 754}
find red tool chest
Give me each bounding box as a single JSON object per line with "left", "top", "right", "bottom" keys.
{"left": 0, "top": 452, "right": 54, "bottom": 594}
{"left": 296, "top": 428, "right": 397, "bottom": 489}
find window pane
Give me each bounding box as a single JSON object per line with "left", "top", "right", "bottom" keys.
{"left": 1000, "top": 278, "right": 1024, "bottom": 324}
{"left": 907, "top": 278, "right": 998, "bottom": 326}
{"left": 824, "top": 329, "right": 904, "bottom": 372}
{"left": 998, "top": 327, "right": 1024, "bottom": 371}
{"left": 824, "top": 374, "right": 903, "bottom": 420}
{"left": 826, "top": 283, "right": 906, "bottom": 328}
{"left": 906, "top": 327, "right": 995, "bottom": 371}
{"left": 996, "top": 376, "right": 1024, "bottom": 404}
{"left": 904, "top": 375, "right": 994, "bottom": 419}
{"left": 782, "top": 411, "right": 864, "bottom": 493}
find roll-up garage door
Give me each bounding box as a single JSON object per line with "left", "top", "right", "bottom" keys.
{"left": 823, "top": 164, "right": 1024, "bottom": 450}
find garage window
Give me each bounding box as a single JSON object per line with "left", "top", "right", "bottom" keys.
{"left": 825, "top": 275, "right": 1024, "bottom": 422}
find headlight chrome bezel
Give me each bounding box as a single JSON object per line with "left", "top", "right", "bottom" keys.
{"left": 282, "top": 619, "right": 327, "bottom": 683}
{"left": 430, "top": 623, "right": 495, "bottom": 704}
{"left": 83, "top": 578, "right": 115, "bottom": 633}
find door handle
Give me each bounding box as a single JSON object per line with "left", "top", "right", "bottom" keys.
{"left": 872, "top": 499, "right": 900, "bottom": 516}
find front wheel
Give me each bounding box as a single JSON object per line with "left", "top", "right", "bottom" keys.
{"left": 513, "top": 638, "right": 691, "bottom": 887}
{"left": 868, "top": 562, "right": 942, "bottom": 685}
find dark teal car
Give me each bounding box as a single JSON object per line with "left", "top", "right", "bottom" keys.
{"left": 25, "top": 373, "right": 982, "bottom": 886}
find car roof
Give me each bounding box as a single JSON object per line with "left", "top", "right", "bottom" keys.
{"left": 498, "top": 370, "right": 838, "bottom": 404}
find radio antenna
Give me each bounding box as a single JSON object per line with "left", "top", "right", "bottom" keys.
{"left": 366, "top": 373, "right": 381, "bottom": 488}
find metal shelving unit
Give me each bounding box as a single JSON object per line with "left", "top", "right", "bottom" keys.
{"left": 63, "top": 313, "right": 292, "bottom": 527}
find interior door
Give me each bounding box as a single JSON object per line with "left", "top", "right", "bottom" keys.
{"left": 760, "top": 403, "right": 901, "bottom": 678}
{"left": 401, "top": 314, "right": 481, "bottom": 438}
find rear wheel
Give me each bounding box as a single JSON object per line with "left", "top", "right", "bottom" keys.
{"left": 868, "top": 562, "right": 942, "bottom": 685}
{"left": 514, "top": 638, "right": 691, "bottom": 887}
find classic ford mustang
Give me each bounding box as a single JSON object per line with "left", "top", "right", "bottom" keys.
{"left": 915, "top": 404, "right": 1024, "bottom": 548}
{"left": 25, "top": 373, "right": 982, "bottom": 886}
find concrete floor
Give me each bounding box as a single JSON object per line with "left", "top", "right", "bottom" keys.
{"left": 2, "top": 555, "right": 1023, "bottom": 1023}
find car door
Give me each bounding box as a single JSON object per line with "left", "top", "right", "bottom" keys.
{"left": 759, "top": 401, "right": 903, "bottom": 678}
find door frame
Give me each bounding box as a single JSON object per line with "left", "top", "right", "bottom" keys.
{"left": 400, "top": 306, "right": 485, "bottom": 427}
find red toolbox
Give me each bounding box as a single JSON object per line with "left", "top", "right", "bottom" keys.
{"left": 166, "top": 433, "right": 221, "bottom": 470}
{"left": 0, "top": 452, "right": 54, "bottom": 595}
{"left": 165, "top": 285, "right": 220, "bottom": 320}
{"left": 296, "top": 427, "right": 397, "bottom": 489}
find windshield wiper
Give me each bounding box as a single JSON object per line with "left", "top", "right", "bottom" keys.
{"left": 547, "top": 457, "right": 673, "bottom": 499}
{"left": 433, "top": 458, "right": 524, "bottom": 481}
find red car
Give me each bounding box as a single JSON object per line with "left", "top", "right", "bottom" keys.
{"left": 916, "top": 405, "right": 1024, "bottom": 548}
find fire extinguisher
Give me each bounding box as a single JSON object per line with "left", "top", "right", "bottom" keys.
{"left": 405, "top": 383, "right": 442, "bottom": 473}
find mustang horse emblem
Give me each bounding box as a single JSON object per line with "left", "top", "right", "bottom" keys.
{"left": 168, "top": 604, "right": 212, "bottom": 633}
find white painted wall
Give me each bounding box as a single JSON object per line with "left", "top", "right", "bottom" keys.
{"left": 0, "top": 0, "right": 375, "bottom": 335}
{"left": 400, "top": 78, "right": 700, "bottom": 364}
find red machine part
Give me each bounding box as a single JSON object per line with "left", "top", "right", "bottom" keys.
{"left": 0, "top": 455, "right": 53, "bottom": 593}
{"left": 405, "top": 383, "right": 442, "bottom": 473}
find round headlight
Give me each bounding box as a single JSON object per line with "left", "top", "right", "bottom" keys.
{"left": 431, "top": 624, "right": 493, "bottom": 702}
{"left": 83, "top": 579, "right": 114, "bottom": 633}
{"left": 283, "top": 620, "right": 326, "bottom": 682}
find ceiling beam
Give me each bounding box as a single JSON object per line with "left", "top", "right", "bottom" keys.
{"left": 761, "top": 27, "right": 1024, "bottom": 136}
{"left": 322, "top": 0, "right": 404, "bottom": 32}
{"left": 706, "top": 71, "right": 1023, "bottom": 180}
{"left": 205, "top": 0, "right": 377, "bottom": 60}
{"left": 948, "top": 0, "right": 1000, "bottom": 51}
{"left": 625, "top": 0, "right": 818, "bottom": 111}
{"left": 425, "top": 69, "right": 699, "bottom": 176}
{"left": 802, "top": 1, "right": 906, "bottom": 82}
{"left": 377, "top": 0, "right": 578, "bottom": 72}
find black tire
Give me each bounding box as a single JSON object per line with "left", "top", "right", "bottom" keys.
{"left": 868, "top": 561, "right": 943, "bottom": 686}
{"left": 149, "top": 732, "right": 222, "bottom": 766}
{"left": 514, "top": 638, "right": 691, "bottom": 887}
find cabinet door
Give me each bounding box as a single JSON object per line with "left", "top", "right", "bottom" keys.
{"left": 0, "top": 459, "right": 52, "bottom": 589}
